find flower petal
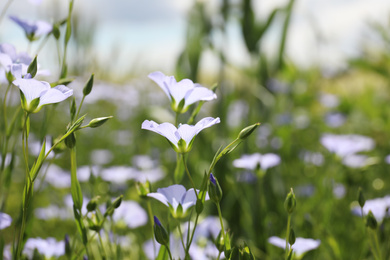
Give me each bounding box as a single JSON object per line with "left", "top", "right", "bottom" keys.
{"left": 168, "top": 79, "right": 194, "bottom": 104}
{"left": 39, "top": 84, "right": 73, "bottom": 106}
{"left": 194, "top": 117, "right": 220, "bottom": 136}
{"left": 148, "top": 71, "right": 174, "bottom": 100}
{"left": 141, "top": 120, "right": 180, "bottom": 147}
{"left": 9, "top": 15, "right": 36, "bottom": 35}
{"left": 184, "top": 84, "right": 217, "bottom": 106}
{"left": 35, "top": 20, "right": 52, "bottom": 36}
{"left": 0, "top": 212, "right": 12, "bottom": 230}
{"left": 233, "top": 153, "right": 262, "bottom": 170}
{"left": 154, "top": 184, "right": 187, "bottom": 211}
{"left": 13, "top": 78, "right": 49, "bottom": 102}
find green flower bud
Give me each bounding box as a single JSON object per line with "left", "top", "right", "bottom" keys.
{"left": 52, "top": 23, "right": 61, "bottom": 40}
{"left": 289, "top": 227, "right": 296, "bottom": 245}
{"left": 154, "top": 216, "right": 169, "bottom": 246}
{"left": 27, "top": 55, "right": 38, "bottom": 78}
{"left": 86, "top": 116, "right": 113, "bottom": 128}
{"left": 112, "top": 195, "right": 123, "bottom": 208}
{"left": 358, "top": 187, "right": 365, "bottom": 208}
{"left": 83, "top": 74, "right": 94, "bottom": 96}
{"left": 208, "top": 173, "right": 223, "bottom": 204}
{"left": 366, "top": 210, "right": 377, "bottom": 230}
{"left": 64, "top": 132, "right": 76, "bottom": 149}
{"left": 196, "top": 198, "right": 204, "bottom": 215}
{"left": 238, "top": 123, "right": 260, "bottom": 140}
{"left": 240, "top": 242, "right": 255, "bottom": 260}
{"left": 86, "top": 196, "right": 100, "bottom": 212}
{"left": 284, "top": 188, "right": 296, "bottom": 214}
{"left": 215, "top": 230, "right": 224, "bottom": 252}
{"left": 136, "top": 181, "right": 151, "bottom": 198}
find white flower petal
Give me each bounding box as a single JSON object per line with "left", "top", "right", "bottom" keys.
{"left": 148, "top": 71, "right": 173, "bottom": 99}
{"left": 141, "top": 120, "right": 180, "bottom": 147}
{"left": 194, "top": 117, "right": 220, "bottom": 135}
{"left": 35, "top": 20, "right": 52, "bottom": 37}
{"left": 181, "top": 188, "right": 198, "bottom": 212}
{"left": 39, "top": 84, "right": 73, "bottom": 106}
{"left": 0, "top": 212, "right": 12, "bottom": 230}
{"left": 147, "top": 192, "right": 170, "bottom": 207}
{"left": 184, "top": 85, "right": 217, "bottom": 106}
{"left": 148, "top": 184, "right": 187, "bottom": 211}
{"left": 168, "top": 78, "right": 194, "bottom": 103}
{"left": 112, "top": 201, "right": 148, "bottom": 228}
{"left": 260, "top": 153, "right": 281, "bottom": 170}
{"left": 233, "top": 153, "right": 262, "bottom": 170}
{"left": 268, "top": 236, "right": 321, "bottom": 257}
{"left": 13, "top": 78, "right": 49, "bottom": 102}
{"left": 0, "top": 53, "right": 12, "bottom": 69}
{"left": 177, "top": 124, "right": 198, "bottom": 144}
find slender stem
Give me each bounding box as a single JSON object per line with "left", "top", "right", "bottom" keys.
{"left": 2, "top": 83, "right": 11, "bottom": 131}
{"left": 35, "top": 34, "right": 50, "bottom": 55}
{"left": 97, "top": 232, "right": 107, "bottom": 259}
{"left": 216, "top": 203, "right": 226, "bottom": 249}
{"left": 372, "top": 229, "right": 382, "bottom": 260}
{"left": 285, "top": 214, "right": 291, "bottom": 259}
{"left": 175, "top": 112, "right": 179, "bottom": 126}
{"left": 217, "top": 251, "right": 222, "bottom": 260}
{"left": 146, "top": 199, "right": 156, "bottom": 257}
{"left": 0, "top": 0, "right": 14, "bottom": 26}
{"left": 165, "top": 245, "right": 173, "bottom": 260}
{"left": 185, "top": 213, "right": 199, "bottom": 256}
{"left": 75, "top": 95, "right": 85, "bottom": 121}
{"left": 182, "top": 155, "right": 198, "bottom": 197}
{"left": 177, "top": 222, "right": 186, "bottom": 252}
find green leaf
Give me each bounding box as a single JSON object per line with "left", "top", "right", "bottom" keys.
{"left": 30, "top": 139, "right": 47, "bottom": 181}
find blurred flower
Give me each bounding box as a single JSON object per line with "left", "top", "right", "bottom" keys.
{"left": 233, "top": 153, "right": 281, "bottom": 171}
{"left": 333, "top": 183, "right": 346, "bottom": 199}
{"left": 148, "top": 71, "right": 217, "bottom": 113}
{"left": 352, "top": 195, "right": 390, "bottom": 223}
{"left": 142, "top": 117, "right": 220, "bottom": 153}
{"left": 319, "top": 93, "right": 339, "bottom": 108}
{"left": 385, "top": 154, "right": 390, "bottom": 164}
{"left": 0, "top": 212, "right": 12, "bottom": 230}
{"left": 300, "top": 151, "right": 324, "bottom": 166}
{"left": 111, "top": 201, "right": 148, "bottom": 228}
{"left": 100, "top": 166, "right": 134, "bottom": 184}
{"left": 268, "top": 236, "right": 321, "bottom": 257}
{"left": 13, "top": 78, "right": 73, "bottom": 113}
{"left": 227, "top": 100, "right": 249, "bottom": 128}
{"left": 325, "top": 112, "right": 346, "bottom": 128}
{"left": 35, "top": 205, "right": 72, "bottom": 220}
{"left": 9, "top": 16, "right": 52, "bottom": 41}
{"left": 77, "top": 165, "right": 100, "bottom": 182}
{"left": 28, "top": 0, "right": 42, "bottom": 5}
{"left": 342, "top": 154, "right": 377, "bottom": 168}
{"left": 23, "top": 237, "right": 64, "bottom": 258}
{"left": 320, "top": 134, "right": 375, "bottom": 158}
{"left": 37, "top": 164, "right": 70, "bottom": 188}
{"left": 90, "top": 149, "right": 114, "bottom": 165}
{"left": 147, "top": 184, "right": 209, "bottom": 218}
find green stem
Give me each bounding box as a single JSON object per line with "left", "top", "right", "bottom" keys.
{"left": 165, "top": 245, "right": 173, "bottom": 260}
{"left": 372, "top": 229, "right": 382, "bottom": 260}
{"left": 285, "top": 214, "right": 291, "bottom": 259}
{"left": 146, "top": 199, "right": 156, "bottom": 257}
{"left": 97, "top": 232, "right": 107, "bottom": 259}
{"left": 185, "top": 213, "right": 199, "bottom": 256}
{"left": 75, "top": 95, "right": 85, "bottom": 122}
{"left": 2, "top": 83, "right": 11, "bottom": 131}
{"left": 182, "top": 155, "right": 198, "bottom": 197}
{"left": 216, "top": 203, "right": 227, "bottom": 250}
{"left": 177, "top": 222, "right": 187, "bottom": 253}
{"left": 0, "top": 0, "right": 14, "bottom": 26}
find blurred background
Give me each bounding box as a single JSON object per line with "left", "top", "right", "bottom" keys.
{"left": 2, "top": 0, "right": 390, "bottom": 259}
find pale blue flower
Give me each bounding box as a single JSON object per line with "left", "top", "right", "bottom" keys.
{"left": 148, "top": 71, "right": 217, "bottom": 113}
{"left": 233, "top": 153, "right": 281, "bottom": 171}
{"left": 9, "top": 16, "right": 52, "bottom": 41}
{"left": 13, "top": 78, "right": 73, "bottom": 113}
{"left": 111, "top": 201, "right": 148, "bottom": 228}
{"left": 352, "top": 195, "right": 390, "bottom": 222}
{"left": 268, "top": 236, "right": 321, "bottom": 258}
{"left": 320, "top": 134, "right": 374, "bottom": 158}
{"left": 142, "top": 117, "right": 220, "bottom": 153}
{"left": 0, "top": 212, "right": 12, "bottom": 230}
{"left": 147, "top": 184, "right": 209, "bottom": 218}
{"left": 23, "top": 237, "right": 64, "bottom": 258}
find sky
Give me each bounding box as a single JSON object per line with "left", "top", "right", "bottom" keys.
{"left": 2, "top": 0, "right": 390, "bottom": 76}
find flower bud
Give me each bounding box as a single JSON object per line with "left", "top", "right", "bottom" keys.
{"left": 240, "top": 242, "right": 255, "bottom": 260}
{"left": 65, "top": 132, "right": 76, "bottom": 149}
{"left": 358, "top": 187, "right": 365, "bottom": 208}
{"left": 366, "top": 210, "right": 377, "bottom": 230}
{"left": 196, "top": 198, "right": 204, "bottom": 214}
{"left": 208, "top": 173, "right": 223, "bottom": 204}
{"left": 284, "top": 188, "right": 296, "bottom": 214}
{"left": 288, "top": 227, "right": 296, "bottom": 245}
{"left": 27, "top": 55, "right": 38, "bottom": 78}
{"left": 86, "top": 116, "right": 113, "bottom": 128}
{"left": 238, "top": 123, "right": 260, "bottom": 140}
{"left": 154, "top": 216, "right": 169, "bottom": 246}
{"left": 83, "top": 74, "right": 94, "bottom": 96}
{"left": 112, "top": 195, "right": 123, "bottom": 208}
{"left": 86, "top": 196, "right": 100, "bottom": 212}
{"left": 136, "top": 181, "right": 151, "bottom": 198}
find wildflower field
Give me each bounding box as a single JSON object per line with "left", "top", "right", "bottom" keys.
{"left": 1, "top": 0, "right": 390, "bottom": 259}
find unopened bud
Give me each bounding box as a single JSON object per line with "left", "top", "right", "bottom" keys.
{"left": 196, "top": 198, "right": 204, "bottom": 214}
{"left": 208, "top": 173, "right": 223, "bottom": 204}
{"left": 136, "top": 181, "right": 151, "bottom": 198}
{"left": 27, "top": 55, "right": 38, "bottom": 78}
{"left": 86, "top": 116, "right": 113, "bottom": 128}
{"left": 83, "top": 74, "right": 94, "bottom": 96}
{"left": 86, "top": 196, "right": 100, "bottom": 212}
{"left": 366, "top": 210, "right": 377, "bottom": 230}
{"left": 154, "top": 216, "right": 169, "bottom": 246}
{"left": 64, "top": 132, "right": 76, "bottom": 149}
{"left": 112, "top": 195, "right": 123, "bottom": 208}
{"left": 238, "top": 123, "right": 260, "bottom": 140}
{"left": 284, "top": 188, "right": 296, "bottom": 214}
